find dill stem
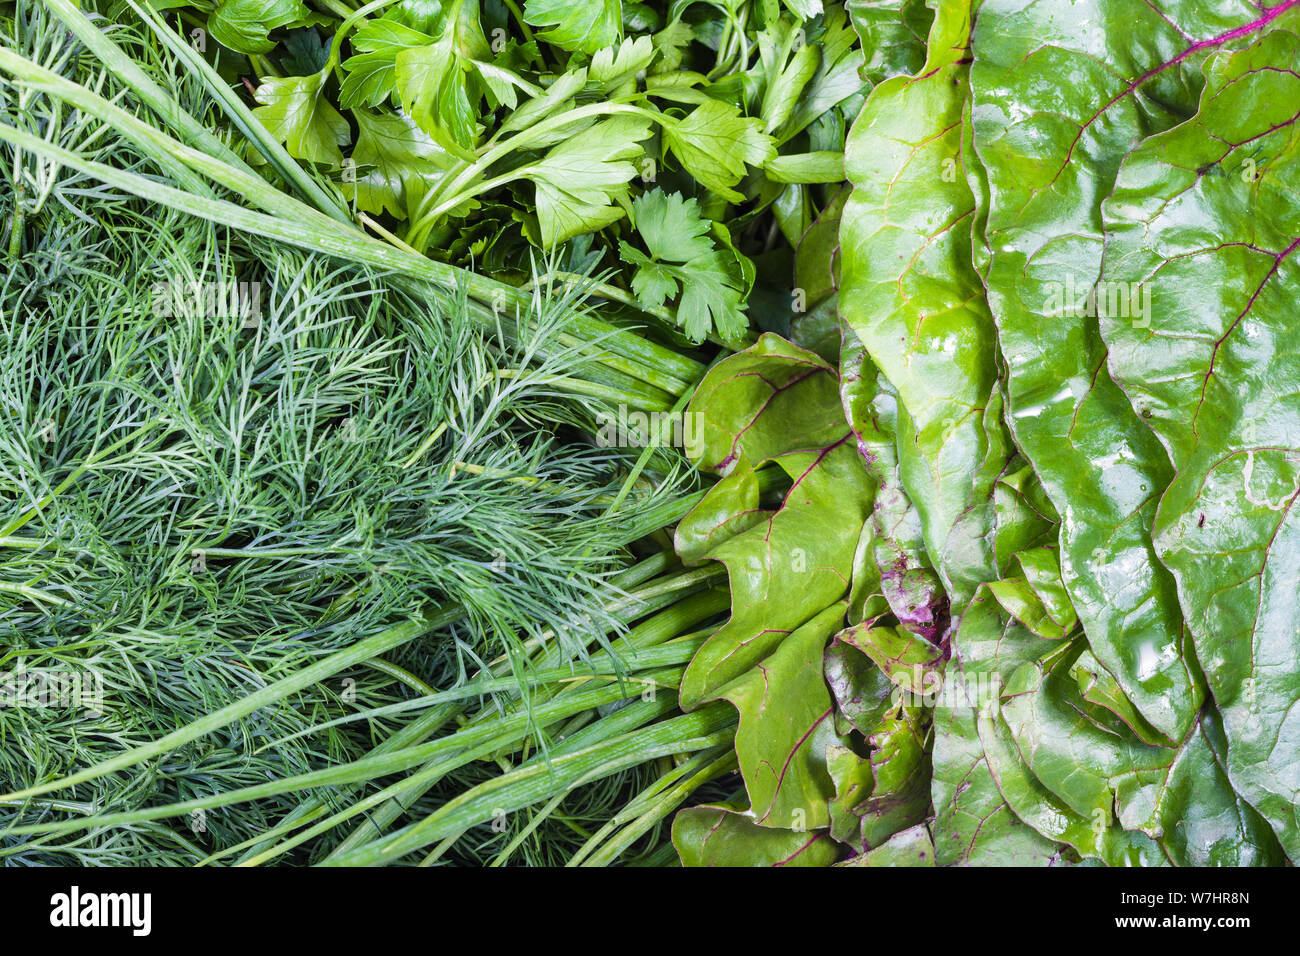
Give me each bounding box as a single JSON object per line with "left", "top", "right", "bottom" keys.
{"left": 568, "top": 745, "right": 735, "bottom": 866}
{"left": 0, "top": 581, "right": 71, "bottom": 607}
{"left": 321, "top": 708, "right": 737, "bottom": 866}
{"left": 319, "top": 593, "right": 727, "bottom": 861}
{"left": 235, "top": 555, "right": 689, "bottom": 863}
{"left": 6, "top": 190, "right": 20, "bottom": 257}
{"left": 363, "top": 658, "right": 438, "bottom": 697}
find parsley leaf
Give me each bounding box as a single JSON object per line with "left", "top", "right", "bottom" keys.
{"left": 346, "top": 110, "right": 453, "bottom": 218}
{"left": 396, "top": 31, "right": 479, "bottom": 154}
{"left": 524, "top": 115, "right": 652, "bottom": 248}
{"left": 623, "top": 249, "right": 680, "bottom": 307}
{"left": 339, "top": 19, "right": 431, "bottom": 109}
{"left": 251, "top": 72, "right": 350, "bottom": 166}
{"left": 209, "top": 0, "right": 312, "bottom": 55}
{"left": 651, "top": 19, "right": 694, "bottom": 74}
{"left": 590, "top": 35, "right": 655, "bottom": 89}
{"left": 675, "top": 251, "right": 749, "bottom": 343}
{"left": 632, "top": 190, "right": 714, "bottom": 262}
{"left": 619, "top": 191, "right": 750, "bottom": 342}
{"left": 662, "top": 99, "right": 776, "bottom": 202}
{"left": 340, "top": 6, "right": 505, "bottom": 156}
{"left": 524, "top": 0, "right": 622, "bottom": 55}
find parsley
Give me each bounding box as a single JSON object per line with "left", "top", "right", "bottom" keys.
{"left": 619, "top": 191, "right": 750, "bottom": 342}
{"left": 251, "top": 72, "right": 349, "bottom": 165}
{"left": 662, "top": 99, "right": 776, "bottom": 203}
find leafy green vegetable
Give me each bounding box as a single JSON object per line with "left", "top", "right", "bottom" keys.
{"left": 720, "top": 602, "right": 845, "bottom": 828}
{"left": 677, "top": 336, "right": 869, "bottom": 706}
{"left": 968, "top": 0, "right": 1225, "bottom": 742}
{"left": 181, "top": 0, "right": 858, "bottom": 346}
{"left": 524, "top": 0, "right": 623, "bottom": 55}
{"left": 252, "top": 71, "right": 350, "bottom": 165}
{"left": 673, "top": 804, "right": 840, "bottom": 866}
{"left": 619, "top": 191, "right": 750, "bottom": 342}
{"left": 840, "top": 0, "right": 999, "bottom": 603}
{"left": 345, "top": 109, "right": 451, "bottom": 218}
{"left": 838, "top": 822, "right": 935, "bottom": 866}
{"left": 12, "top": 0, "right": 1300, "bottom": 871}
{"left": 664, "top": 0, "right": 1300, "bottom": 868}
{"left": 209, "top": 0, "right": 313, "bottom": 55}
{"left": 339, "top": 18, "right": 431, "bottom": 109}
{"left": 0, "top": 0, "right": 724, "bottom": 869}
{"left": 663, "top": 99, "right": 777, "bottom": 203}
{"left": 526, "top": 115, "right": 651, "bottom": 247}
{"left": 1099, "top": 22, "right": 1300, "bottom": 857}
{"left": 846, "top": 0, "right": 933, "bottom": 83}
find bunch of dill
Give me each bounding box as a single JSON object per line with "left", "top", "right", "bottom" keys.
{"left": 0, "top": 1, "right": 704, "bottom": 864}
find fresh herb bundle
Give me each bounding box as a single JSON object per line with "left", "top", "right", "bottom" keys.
{"left": 8, "top": 0, "right": 1299, "bottom": 871}
{"left": 0, "top": 0, "right": 731, "bottom": 865}
{"left": 109, "top": 0, "right": 872, "bottom": 345}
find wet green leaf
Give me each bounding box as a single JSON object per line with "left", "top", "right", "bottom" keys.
{"left": 841, "top": 0, "right": 1001, "bottom": 604}
{"left": 673, "top": 804, "right": 839, "bottom": 866}
{"left": 967, "top": 0, "right": 1235, "bottom": 739}
{"left": 1098, "top": 22, "right": 1300, "bottom": 857}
